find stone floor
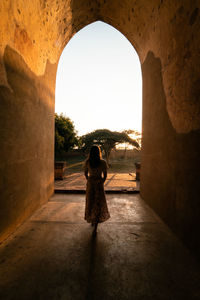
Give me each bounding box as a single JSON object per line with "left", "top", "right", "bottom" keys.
{"left": 55, "top": 173, "right": 140, "bottom": 192}
{"left": 0, "top": 194, "right": 200, "bottom": 300}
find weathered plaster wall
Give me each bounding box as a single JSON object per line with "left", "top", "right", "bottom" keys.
{"left": 0, "top": 46, "right": 56, "bottom": 241}
{"left": 0, "top": 0, "right": 200, "bottom": 256}
{"left": 0, "top": 0, "right": 61, "bottom": 240}
{"left": 141, "top": 51, "right": 200, "bottom": 255}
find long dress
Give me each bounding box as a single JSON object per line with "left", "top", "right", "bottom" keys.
{"left": 84, "top": 159, "right": 110, "bottom": 223}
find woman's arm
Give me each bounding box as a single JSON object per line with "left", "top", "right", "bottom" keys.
{"left": 84, "top": 170, "right": 89, "bottom": 180}
{"left": 84, "top": 161, "right": 89, "bottom": 180}
{"left": 102, "top": 170, "right": 107, "bottom": 183}
{"left": 102, "top": 160, "right": 107, "bottom": 183}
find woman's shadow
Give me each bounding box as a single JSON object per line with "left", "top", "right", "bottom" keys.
{"left": 85, "top": 233, "right": 107, "bottom": 300}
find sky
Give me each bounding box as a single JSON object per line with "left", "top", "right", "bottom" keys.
{"left": 55, "top": 21, "right": 142, "bottom": 136}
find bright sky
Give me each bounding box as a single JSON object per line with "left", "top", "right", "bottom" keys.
{"left": 55, "top": 21, "right": 142, "bottom": 136}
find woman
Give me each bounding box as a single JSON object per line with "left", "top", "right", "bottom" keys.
{"left": 84, "top": 145, "right": 110, "bottom": 235}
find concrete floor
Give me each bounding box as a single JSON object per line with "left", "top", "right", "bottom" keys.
{"left": 0, "top": 194, "right": 200, "bottom": 300}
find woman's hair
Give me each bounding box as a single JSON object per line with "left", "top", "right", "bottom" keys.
{"left": 88, "top": 145, "right": 102, "bottom": 168}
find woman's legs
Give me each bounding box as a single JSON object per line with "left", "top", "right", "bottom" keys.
{"left": 92, "top": 222, "right": 98, "bottom": 236}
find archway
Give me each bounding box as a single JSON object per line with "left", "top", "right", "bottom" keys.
{"left": 55, "top": 21, "right": 142, "bottom": 192}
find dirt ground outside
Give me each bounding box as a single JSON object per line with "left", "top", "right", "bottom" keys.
{"left": 55, "top": 157, "right": 140, "bottom": 192}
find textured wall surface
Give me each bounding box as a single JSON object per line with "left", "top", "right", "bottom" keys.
{"left": 0, "top": 46, "right": 56, "bottom": 241}
{"left": 0, "top": 0, "right": 200, "bottom": 256}
{"left": 141, "top": 51, "right": 200, "bottom": 255}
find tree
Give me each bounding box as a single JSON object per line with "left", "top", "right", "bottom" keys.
{"left": 80, "top": 129, "right": 140, "bottom": 165}
{"left": 124, "top": 129, "right": 142, "bottom": 148}
{"left": 55, "top": 130, "right": 64, "bottom": 152}
{"left": 55, "top": 113, "right": 78, "bottom": 157}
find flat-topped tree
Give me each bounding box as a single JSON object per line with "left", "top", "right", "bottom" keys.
{"left": 80, "top": 129, "right": 140, "bottom": 165}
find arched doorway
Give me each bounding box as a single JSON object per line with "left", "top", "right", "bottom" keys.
{"left": 55, "top": 21, "right": 142, "bottom": 192}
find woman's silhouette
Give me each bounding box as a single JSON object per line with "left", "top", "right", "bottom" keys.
{"left": 84, "top": 145, "right": 110, "bottom": 236}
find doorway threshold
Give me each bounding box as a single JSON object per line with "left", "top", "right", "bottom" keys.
{"left": 54, "top": 189, "right": 140, "bottom": 194}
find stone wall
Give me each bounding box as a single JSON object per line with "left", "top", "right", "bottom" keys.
{"left": 0, "top": 0, "right": 200, "bottom": 256}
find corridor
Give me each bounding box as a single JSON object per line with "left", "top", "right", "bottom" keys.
{"left": 0, "top": 194, "right": 200, "bottom": 300}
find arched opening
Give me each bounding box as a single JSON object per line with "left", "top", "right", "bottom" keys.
{"left": 55, "top": 21, "right": 142, "bottom": 192}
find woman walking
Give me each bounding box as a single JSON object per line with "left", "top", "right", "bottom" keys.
{"left": 84, "top": 145, "right": 110, "bottom": 236}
